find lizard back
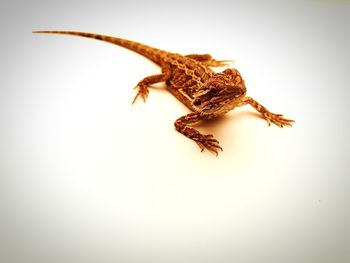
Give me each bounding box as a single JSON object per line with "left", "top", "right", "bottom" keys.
{"left": 33, "top": 30, "right": 215, "bottom": 110}
{"left": 163, "top": 53, "right": 214, "bottom": 108}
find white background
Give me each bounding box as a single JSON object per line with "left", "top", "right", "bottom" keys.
{"left": 1, "top": 1, "right": 350, "bottom": 262}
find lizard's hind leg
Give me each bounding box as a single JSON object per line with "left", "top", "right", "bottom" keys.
{"left": 185, "top": 54, "right": 234, "bottom": 67}
{"left": 132, "top": 64, "right": 171, "bottom": 104}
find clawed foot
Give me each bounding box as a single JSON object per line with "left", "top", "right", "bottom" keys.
{"left": 132, "top": 84, "right": 149, "bottom": 104}
{"left": 195, "top": 134, "right": 223, "bottom": 156}
{"left": 208, "top": 59, "right": 235, "bottom": 67}
{"left": 264, "top": 112, "right": 295, "bottom": 127}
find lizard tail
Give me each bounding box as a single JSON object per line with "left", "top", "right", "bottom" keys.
{"left": 32, "top": 30, "right": 165, "bottom": 65}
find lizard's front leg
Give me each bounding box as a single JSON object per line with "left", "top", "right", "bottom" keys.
{"left": 133, "top": 63, "right": 171, "bottom": 103}
{"left": 174, "top": 112, "right": 223, "bottom": 155}
{"left": 239, "top": 97, "right": 294, "bottom": 127}
{"left": 185, "top": 54, "right": 234, "bottom": 67}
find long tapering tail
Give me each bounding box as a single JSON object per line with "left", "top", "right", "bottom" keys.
{"left": 32, "top": 30, "right": 165, "bottom": 65}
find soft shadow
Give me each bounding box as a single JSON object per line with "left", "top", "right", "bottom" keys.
{"left": 195, "top": 110, "right": 263, "bottom": 130}
{"left": 192, "top": 110, "right": 265, "bottom": 153}
{"left": 230, "top": 110, "right": 263, "bottom": 123}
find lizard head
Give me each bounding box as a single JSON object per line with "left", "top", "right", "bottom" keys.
{"left": 192, "top": 68, "right": 246, "bottom": 117}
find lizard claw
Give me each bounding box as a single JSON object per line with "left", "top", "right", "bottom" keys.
{"left": 264, "top": 113, "right": 294, "bottom": 127}
{"left": 132, "top": 84, "right": 149, "bottom": 104}
{"left": 195, "top": 134, "right": 223, "bottom": 156}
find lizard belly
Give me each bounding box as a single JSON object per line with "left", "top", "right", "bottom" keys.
{"left": 166, "top": 69, "right": 203, "bottom": 111}
{"left": 162, "top": 54, "right": 213, "bottom": 111}
{"left": 166, "top": 84, "right": 196, "bottom": 111}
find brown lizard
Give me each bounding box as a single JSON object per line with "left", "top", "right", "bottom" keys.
{"left": 33, "top": 30, "right": 294, "bottom": 155}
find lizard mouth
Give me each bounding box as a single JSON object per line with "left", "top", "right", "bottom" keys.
{"left": 195, "top": 95, "right": 242, "bottom": 117}
{"left": 196, "top": 89, "right": 244, "bottom": 106}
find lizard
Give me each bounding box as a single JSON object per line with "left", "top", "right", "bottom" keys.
{"left": 32, "top": 30, "right": 294, "bottom": 155}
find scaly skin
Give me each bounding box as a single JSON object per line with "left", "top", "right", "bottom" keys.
{"left": 33, "top": 30, "right": 294, "bottom": 155}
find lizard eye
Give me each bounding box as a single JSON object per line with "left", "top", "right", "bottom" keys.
{"left": 193, "top": 98, "right": 202, "bottom": 106}
{"left": 209, "top": 87, "right": 218, "bottom": 95}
